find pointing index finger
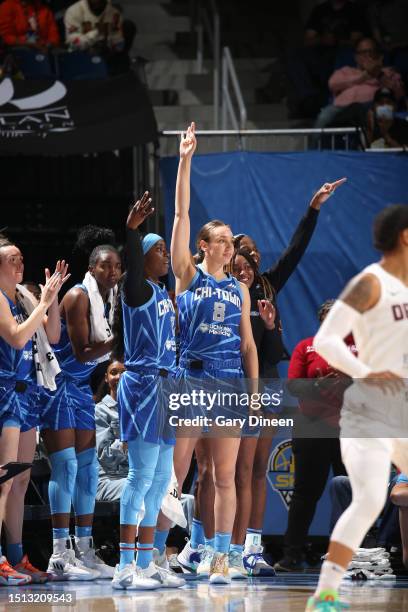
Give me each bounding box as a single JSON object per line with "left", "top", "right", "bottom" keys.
{"left": 332, "top": 177, "right": 347, "bottom": 189}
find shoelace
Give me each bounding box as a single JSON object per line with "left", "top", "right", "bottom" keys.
{"left": 0, "top": 559, "right": 19, "bottom": 575}
{"left": 211, "top": 554, "right": 228, "bottom": 575}
{"left": 244, "top": 552, "right": 263, "bottom": 570}
{"left": 18, "top": 558, "right": 43, "bottom": 574}
{"left": 229, "top": 551, "right": 243, "bottom": 566}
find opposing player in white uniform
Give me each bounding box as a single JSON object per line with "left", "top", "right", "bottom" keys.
{"left": 306, "top": 204, "right": 408, "bottom": 611}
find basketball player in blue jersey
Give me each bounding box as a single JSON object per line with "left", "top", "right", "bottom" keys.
{"left": 0, "top": 234, "right": 69, "bottom": 585}
{"left": 171, "top": 122, "right": 259, "bottom": 584}
{"left": 42, "top": 245, "right": 121, "bottom": 581}
{"left": 111, "top": 192, "right": 184, "bottom": 591}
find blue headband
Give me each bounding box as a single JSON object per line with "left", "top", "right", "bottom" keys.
{"left": 142, "top": 233, "right": 163, "bottom": 255}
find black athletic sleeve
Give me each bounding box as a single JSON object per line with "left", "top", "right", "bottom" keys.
{"left": 262, "top": 206, "right": 319, "bottom": 294}
{"left": 123, "top": 227, "right": 153, "bottom": 307}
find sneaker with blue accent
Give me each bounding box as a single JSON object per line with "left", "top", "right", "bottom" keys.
{"left": 305, "top": 589, "right": 349, "bottom": 611}
{"left": 243, "top": 544, "right": 276, "bottom": 576}
{"left": 228, "top": 550, "right": 248, "bottom": 579}
{"left": 177, "top": 539, "right": 202, "bottom": 573}
{"left": 197, "top": 546, "right": 214, "bottom": 579}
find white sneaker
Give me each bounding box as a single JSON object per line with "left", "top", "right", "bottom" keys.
{"left": 75, "top": 537, "right": 114, "bottom": 579}
{"left": 141, "top": 561, "right": 185, "bottom": 588}
{"left": 112, "top": 562, "right": 160, "bottom": 590}
{"left": 177, "top": 539, "right": 201, "bottom": 572}
{"left": 196, "top": 546, "right": 213, "bottom": 579}
{"left": 243, "top": 544, "right": 276, "bottom": 577}
{"left": 47, "top": 548, "right": 99, "bottom": 581}
{"left": 209, "top": 552, "right": 230, "bottom": 585}
{"left": 228, "top": 550, "right": 247, "bottom": 579}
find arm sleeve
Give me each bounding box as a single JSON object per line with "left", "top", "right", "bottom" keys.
{"left": 262, "top": 207, "right": 319, "bottom": 293}
{"left": 313, "top": 300, "right": 371, "bottom": 378}
{"left": 123, "top": 227, "right": 153, "bottom": 308}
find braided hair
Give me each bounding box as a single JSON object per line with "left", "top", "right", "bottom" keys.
{"left": 232, "top": 248, "right": 275, "bottom": 300}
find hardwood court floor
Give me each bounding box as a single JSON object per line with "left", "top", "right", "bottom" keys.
{"left": 2, "top": 574, "right": 408, "bottom": 611}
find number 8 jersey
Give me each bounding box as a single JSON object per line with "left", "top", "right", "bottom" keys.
{"left": 177, "top": 265, "right": 243, "bottom": 364}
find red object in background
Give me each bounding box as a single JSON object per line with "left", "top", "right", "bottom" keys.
{"left": 0, "top": 0, "right": 60, "bottom": 47}
{"left": 288, "top": 334, "right": 357, "bottom": 427}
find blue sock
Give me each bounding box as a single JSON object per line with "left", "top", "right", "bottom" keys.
{"left": 153, "top": 529, "right": 168, "bottom": 555}
{"left": 7, "top": 543, "right": 23, "bottom": 566}
{"left": 214, "top": 532, "right": 231, "bottom": 554}
{"left": 230, "top": 544, "right": 244, "bottom": 554}
{"left": 52, "top": 527, "right": 70, "bottom": 542}
{"left": 75, "top": 525, "right": 92, "bottom": 538}
{"left": 205, "top": 536, "right": 215, "bottom": 549}
{"left": 136, "top": 543, "right": 153, "bottom": 569}
{"left": 119, "top": 543, "right": 135, "bottom": 570}
{"left": 190, "top": 518, "right": 205, "bottom": 549}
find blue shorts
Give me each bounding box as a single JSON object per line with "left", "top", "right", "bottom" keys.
{"left": 396, "top": 473, "right": 408, "bottom": 485}
{"left": 0, "top": 379, "right": 40, "bottom": 432}
{"left": 118, "top": 370, "right": 175, "bottom": 445}
{"left": 174, "top": 366, "right": 258, "bottom": 437}
{"left": 40, "top": 374, "right": 95, "bottom": 431}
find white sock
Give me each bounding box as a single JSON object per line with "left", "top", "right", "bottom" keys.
{"left": 244, "top": 530, "right": 262, "bottom": 550}
{"left": 53, "top": 538, "right": 68, "bottom": 555}
{"left": 75, "top": 536, "right": 92, "bottom": 552}
{"left": 315, "top": 560, "right": 346, "bottom": 596}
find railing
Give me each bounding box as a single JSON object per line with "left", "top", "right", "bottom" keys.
{"left": 160, "top": 127, "right": 360, "bottom": 153}
{"left": 221, "top": 47, "right": 247, "bottom": 139}
{"left": 192, "top": 0, "right": 220, "bottom": 128}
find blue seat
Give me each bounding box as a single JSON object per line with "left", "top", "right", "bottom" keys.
{"left": 56, "top": 51, "right": 108, "bottom": 80}
{"left": 11, "top": 47, "right": 55, "bottom": 79}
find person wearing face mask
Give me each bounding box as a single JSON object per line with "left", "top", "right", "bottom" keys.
{"left": 314, "top": 37, "right": 406, "bottom": 131}
{"left": 230, "top": 179, "right": 346, "bottom": 576}
{"left": 367, "top": 87, "right": 408, "bottom": 148}
{"left": 0, "top": 0, "right": 60, "bottom": 49}
{"left": 64, "top": 0, "right": 124, "bottom": 52}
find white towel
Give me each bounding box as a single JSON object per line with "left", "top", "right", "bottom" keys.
{"left": 16, "top": 284, "right": 61, "bottom": 391}
{"left": 82, "top": 271, "right": 116, "bottom": 364}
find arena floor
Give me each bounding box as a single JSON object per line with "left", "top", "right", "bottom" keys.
{"left": 1, "top": 574, "right": 408, "bottom": 612}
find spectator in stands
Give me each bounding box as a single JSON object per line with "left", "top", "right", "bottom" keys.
{"left": 314, "top": 37, "right": 406, "bottom": 130}
{"left": 64, "top": 0, "right": 124, "bottom": 53}
{"left": 95, "top": 359, "right": 127, "bottom": 502}
{"left": 274, "top": 300, "right": 354, "bottom": 572}
{"left": 366, "top": 87, "right": 408, "bottom": 148}
{"left": 286, "top": 0, "right": 368, "bottom": 118}
{"left": 0, "top": 0, "right": 60, "bottom": 49}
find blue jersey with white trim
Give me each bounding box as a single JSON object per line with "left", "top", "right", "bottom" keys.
{"left": 177, "top": 266, "right": 243, "bottom": 363}
{"left": 0, "top": 291, "right": 35, "bottom": 382}
{"left": 122, "top": 280, "right": 176, "bottom": 371}
{"left": 52, "top": 285, "right": 97, "bottom": 382}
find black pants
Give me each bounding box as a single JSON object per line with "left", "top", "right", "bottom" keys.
{"left": 283, "top": 437, "right": 346, "bottom": 558}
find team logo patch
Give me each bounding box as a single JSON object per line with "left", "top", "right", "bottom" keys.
{"left": 266, "top": 439, "right": 294, "bottom": 509}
